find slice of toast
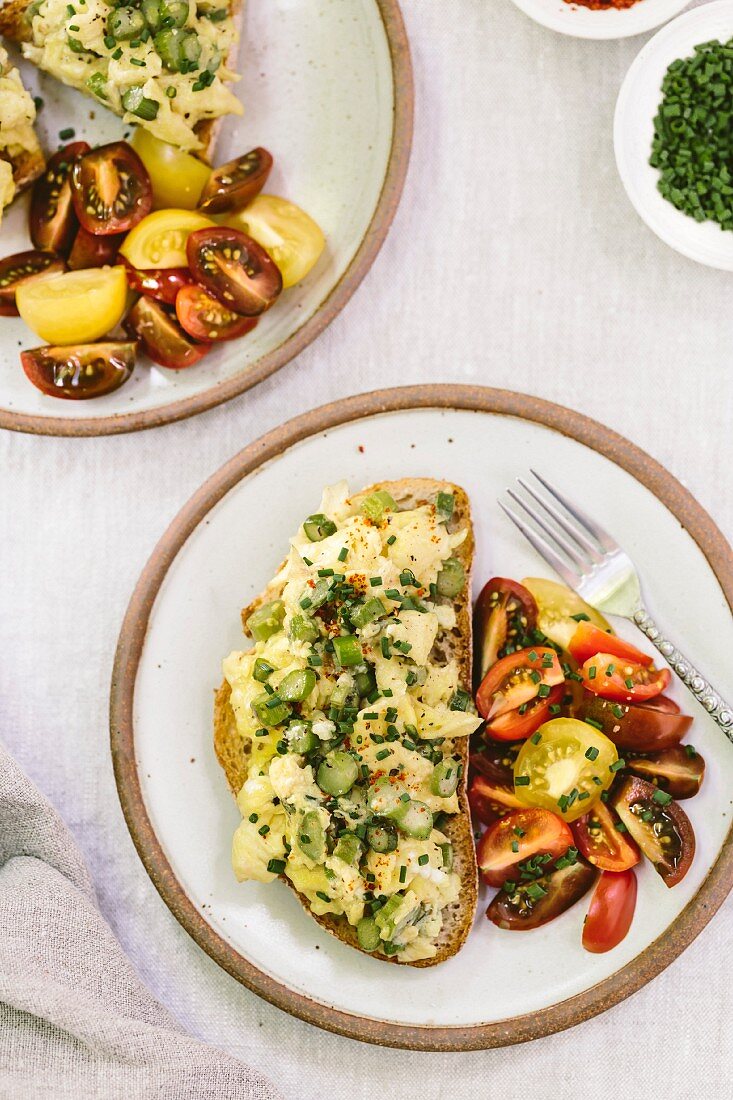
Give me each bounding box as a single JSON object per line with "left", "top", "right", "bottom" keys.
{"left": 0, "top": 0, "right": 244, "bottom": 160}
{"left": 214, "top": 479, "right": 479, "bottom": 967}
{"left": 0, "top": 43, "right": 44, "bottom": 210}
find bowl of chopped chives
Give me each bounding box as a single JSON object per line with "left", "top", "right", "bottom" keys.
{"left": 615, "top": 1, "right": 733, "bottom": 269}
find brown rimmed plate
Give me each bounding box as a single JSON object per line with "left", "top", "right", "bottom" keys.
{"left": 111, "top": 385, "right": 733, "bottom": 1049}
{"left": 0, "top": 0, "right": 412, "bottom": 436}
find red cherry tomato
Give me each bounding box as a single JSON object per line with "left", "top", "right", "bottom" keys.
{"left": 568, "top": 621, "right": 653, "bottom": 667}
{"left": 197, "top": 147, "right": 273, "bottom": 215}
{"left": 71, "top": 141, "right": 152, "bottom": 235}
{"left": 175, "top": 283, "right": 259, "bottom": 342}
{"left": 473, "top": 577, "right": 538, "bottom": 681}
{"left": 476, "top": 647, "right": 565, "bottom": 740}
{"left": 468, "top": 770, "right": 524, "bottom": 827}
{"left": 0, "top": 250, "right": 67, "bottom": 316}
{"left": 572, "top": 798, "right": 640, "bottom": 872}
{"left": 29, "top": 141, "right": 90, "bottom": 254}
{"left": 477, "top": 808, "right": 573, "bottom": 887}
{"left": 573, "top": 691, "right": 691, "bottom": 752}
{"left": 580, "top": 653, "right": 670, "bottom": 703}
{"left": 582, "top": 869, "right": 637, "bottom": 953}
{"left": 484, "top": 683, "right": 564, "bottom": 742}
{"left": 124, "top": 295, "right": 209, "bottom": 369}
{"left": 123, "top": 261, "right": 193, "bottom": 306}
{"left": 186, "top": 226, "right": 282, "bottom": 316}
{"left": 21, "top": 341, "right": 135, "bottom": 399}
{"left": 68, "top": 227, "right": 124, "bottom": 270}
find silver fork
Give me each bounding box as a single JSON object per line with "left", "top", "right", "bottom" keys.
{"left": 500, "top": 470, "right": 733, "bottom": 745}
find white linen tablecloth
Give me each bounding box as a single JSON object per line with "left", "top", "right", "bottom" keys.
{"left": 2, "top": 1, "right": 732, "bottom": 1096}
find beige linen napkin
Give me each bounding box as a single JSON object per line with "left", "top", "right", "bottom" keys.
{"left": 0, "top": 742, "right": 282, "bottom": 1100}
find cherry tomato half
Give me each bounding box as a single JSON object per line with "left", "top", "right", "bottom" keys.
{"left": 580, "top": 653, "right": 670, "bottom": 704}
{"left": 477, "top": 808, "right": 573, "bottom": 887}
{"left": 21, "top": 341, "right": 135, "bottom": 399}
{"left": 123, "top": 262, "right": 193, "bottom": 305}
{"left": 0, "top": 251, "right": 66, "bottom": 316}
{"left": 582, "top": 868, "right": 637, "bottom": 954}
{"left": 68, "top": 227, "right": 124, "bottom": 270}
{"left": 227, "top": 194, "right": 325, "bottom": 289}
{"left": 186, "top": 226, "right": 283, "bottom": 316}
{"left": 71, "top": 141, "right": 152, "bottom": 235}
{"left": 572, "top": 798, "right": 640, "bottom": 872}
{"left": 572, "top": 691, "right": 692, "bottom": 753}
{"left": 175, "top": 283, "right": 258, "bottom": 342}
{"left": 513, "top": 718, "right": 618, "bottom": 823}
{"left": 468, "top": 771, "right": 524, "bottom": 826}
{"left": 522, "top": 577, "right": 611, "bottom": 651}
{"left": 29, "top": 141, "right": 90, "bottom": 254}
{"left": 487, "top": 858, "right": 597, "bottom": 931}
{"left": 485, "top": 683, "right": 565, "bottom": 742}
{"left": 611, "top": 776, "right": 695, "bottom": 887}
{"left": 473, "top": 577, "right": 538, "bottom": 683}
{"left": 625, "top": 745, "right": 705, "bottom": 800}
{"left": 476, "top": 647, "right": 564, "bottom": 722}
{"left": 568, "top": 621, "right": 652, "bottom": 668}
{"left": 124, "top": 295, "right": 209, "bottom": 369}
{"left": 197, "top": 147, "right": 273, "bottom": 215}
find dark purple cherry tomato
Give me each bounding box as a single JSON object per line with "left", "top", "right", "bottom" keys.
{"left": 71, "top": 141, "right": 152, "bottom": 235}
{"left": 196, "top": 147, "right": 273, "bottom": 215}
{"left": 68, "top": 227, "right": 124, "bottom": 270}
{"left": 30, "top": 142, "right": 90, "bottom": 254}
{"left": 487, "top": 859, "right": 597, "bottom": 931}
{"left": 186, "top": 226, "right": 282, "bottom": 316}
{"left": 624, "top": 745, "right": 705, "bottom": 800}
{"left": 125, "top": 295, "right": 209, "bottom": 369}
{"left": 611, "top": 776, "right": 695, "bottom": 887}
{"left": 21, "top": 341, "right": 136, "bottom": 399}
{"left": 0, "top": 251, "right": 66, "bottom": 316}
{"left": 123, "top": 262, "right": 193, "bottom": 305}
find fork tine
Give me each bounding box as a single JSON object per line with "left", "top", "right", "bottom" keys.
{"left": 499, "top": 500, "right": 581, "bottom": 591}
{"left": 517, "top": 477, "right": 603, "bottom": 563}
{"left": 529, "top": 469, "right": 617, "bottom": 554}
{"left": 506, "top": 487, "right": 592, "bottom": 571}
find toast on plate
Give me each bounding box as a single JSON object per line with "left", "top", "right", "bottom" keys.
{"left": 0, "top": 0, "right": 244, "bottom": 155}
{"left": 214, "top": 478, "right": 481, "bottom": 966}
{"left": 0, "top": 43, "right": 44, "bottom": 220}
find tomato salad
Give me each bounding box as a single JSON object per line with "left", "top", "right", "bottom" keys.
{"left": 469, "top": 576, "right": 703, "bottom": 954}
{"left": 0, "top": 134, "right": 325, "bottom": 399}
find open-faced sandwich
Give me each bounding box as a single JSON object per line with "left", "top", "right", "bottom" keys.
{"left": 0, "top": 43, "right": 44, "bottom": 223}
{"left": 0, "top": 0, "right": 243, "bottom": 153}
{"left": 215, "top": 479, "right": 482, "bottom": 965}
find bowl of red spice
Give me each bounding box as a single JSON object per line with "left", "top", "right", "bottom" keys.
{"left": 508, "top": 0, "right": 693, "bottom": 40}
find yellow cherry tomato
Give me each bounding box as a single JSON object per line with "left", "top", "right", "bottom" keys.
{"left": 120, "top": 209, "right": 215, "bottom": 269}
{"left": 131, "top": 128, "right": 212, "bottom": 211}
{"left": 522, "top": 577, "right": 612, "bottom": 651}
{"left": 224, "top": 194, "right": 325, "bottom": 289}
{"left": 16, "top": 266, "right": 128, "bottom": 345}
{"left": 513, "top": 717, "right": 618, "bottom": 823}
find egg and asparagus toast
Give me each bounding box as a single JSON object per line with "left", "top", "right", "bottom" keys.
{"left": 215, "top": 479, "right": 482, "bottom": 966}
{"left": 0, "top": 43, "right": 44, "bottom": 222}
{"left": 0, "top": 0, "right": 244, "bottom": 153}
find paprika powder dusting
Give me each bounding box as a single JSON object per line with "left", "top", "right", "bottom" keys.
{"left": 564, "top": 0, "right": 642, "bottom": 9}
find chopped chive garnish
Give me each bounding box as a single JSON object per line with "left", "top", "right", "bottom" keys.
{"left": 267, "top": 858, "right": 286, "bottom": 874}
{"left": 399, "top": 865, "right": 407, "bottom": 883}
{"left": 248, "top": 813, "right": 259, "bottom": 823}
{"left": 337, "top": 547, "right": 348, "bottom": 562}
{"left": 515, "top": 775, "right": 530, "bottom": 786}
{"left": 652, "top": 789, "right": 673, "bottom": 805}
{"left": 609, "top": 759, "right": 625, "bottom": 772}
{"left": 585, "top": 745, "right": 599, "bottom": 761}
{"left": 531, "top": 732, "right": 542, "bottom": 745}
{"left": 417, "top": 854, "right": 429, "bottom": 866}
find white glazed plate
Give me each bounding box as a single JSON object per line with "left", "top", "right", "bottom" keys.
{"left": 0, "top": 0, "right": 411, "bottom": 434}
{"left": 615, "top": 1, "right": 733, "bottom": 269}
{"left": 508, "top": 0, "right": 692, "bottom": 41}
{"left": 111, "top": 388, "right": 733, "bottom": 1049}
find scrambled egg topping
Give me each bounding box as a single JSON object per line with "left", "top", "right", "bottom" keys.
{"left": 225, "top": 482, "right": 482, "bottom": 961}
{"left": 0, "top": 45, "right": 39, "bottom": 215}
{"left": 23, "top": 0, "right": 242, "bottom": 150}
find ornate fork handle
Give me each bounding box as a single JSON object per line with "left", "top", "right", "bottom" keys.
{"left": 633, "top": 608, "right": 733, "bottom": 744}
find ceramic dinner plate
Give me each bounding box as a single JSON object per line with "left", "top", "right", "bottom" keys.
{"left": 507, "top": 0, "right": 692, "bottom": 41}
{"left": 111, "top": 386, "right": 733, "bottom": 1050}
{"left": 615, "top": 2, "right": 733, "bottom": 270}
{"left": 0, "top": 0, "right": 411, "bottom": 435}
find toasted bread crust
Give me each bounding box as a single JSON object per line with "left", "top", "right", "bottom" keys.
{"left": 2, "top": 144, "right": 45, "bottom": 196}
{"left": 0, "top": 0, "right": 244, "bottom": 160}
{"left": 215, "top": 480, "right": 478, "bottom": 967}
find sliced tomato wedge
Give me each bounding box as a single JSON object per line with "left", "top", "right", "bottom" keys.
{"left": 21, "top": 341, "right": 135, "bottom": 399}
{"left": 124, "top": 296, "right": 209, "bottom": 369}
{"left": 582, "top": 868, "right": 637, "bottom": 953}
{"left": 476, "top": 647, "right": 564, "bottom": 729}
{"left": 71, "top": 141, "right": 152, "bottom": 235}
{"left": 196, "top": 147, "right": 273, "bottom": 215}
{"left": 611, "top": 776, "right": 695, "bottom": 887}
{"left": 573, "top": 690, "right": 691, "bottom": 752}
{"left": 175, "top": 283, "right": 259, "bottom": 342}
{"left": 0, "top": 251, "right": 66, "bottom": 316}
{"left": 572, "top": 798, "right": 640, "bottom": 872}
{"left": 487, "top": 859, "right": 597, "bottom": 931}
{"left": 68, "top": 227, "right": 124, "bottom": 270}
{"left": 477, "top": 808, "right": 573, "bottom": 887}
{"left": 29, "top": 141, "right": 90, "bottom": 254}
{"left": 484, "top": 683, "right": 564, "bottom": 742}
{"left": 123, "top": 262, "right": 193, "bottom": 306}
{"left": 473, "top": 578, "right": 538, "bottom": 683}
{"left": 468, "top": 769, "right": 524, "bottom": 827}
{"left": 625, "top": 745, "right": 705, "bottom": 800}
{"left": 580, "top": 653, "right": 670, "bottom": 704}
{"left": 568, "top": 622, "right": 652, "bottom": 668}
{"left": 186, "top": 226, "right": 282, "bottom": 316}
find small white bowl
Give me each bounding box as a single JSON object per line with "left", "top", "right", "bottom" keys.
{"left": 508, "top": 0, "right": 693, "bottom": 40}
{"left": 615, "top": 1, "right": 733, "bottom": 270}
